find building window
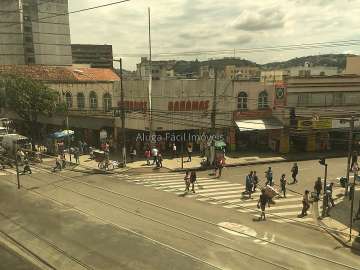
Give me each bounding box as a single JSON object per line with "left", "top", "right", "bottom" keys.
{"left": 103, "top": 93, "right": 112, "bottom": 112}
{"left": 237, "top": 92, "right": 248, "bottom": 111}
{"left": 77, "top": 93, "right": 85, "bottom": 109}
{"left": 258, "top": 91, "right": 268, "bottom": 109}
{"left": 89, "top": 91, "right": 98, "bottom": 110}
{"left": 65, "top": 92, "right": 72, "bottom": 108}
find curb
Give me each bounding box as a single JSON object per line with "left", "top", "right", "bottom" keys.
{"left": 169, "top": 153, "right": 346, "bottom": 173}
{"left": 317, "top": 219, "right": 360, "bottom": 251}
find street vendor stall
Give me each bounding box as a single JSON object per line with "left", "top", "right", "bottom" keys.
{"left": 47, "top": 130, "right": 75, "bottom": 154}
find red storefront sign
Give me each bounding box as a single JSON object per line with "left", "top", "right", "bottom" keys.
{"left": 168, "top": 100, "right": 209, "bottom": 111}
{"left": 117, "top": 101, "right": 147, "bottom": 111}
{"left": 233, "top": 109, "right": 272, "bottom": 120}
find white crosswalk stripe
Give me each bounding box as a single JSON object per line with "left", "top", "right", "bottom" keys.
{"left": 0, "top": 167, "right": 43, "bottom": 175}
{"left": 128, "top": 172, "right": 317, "bottom": 225}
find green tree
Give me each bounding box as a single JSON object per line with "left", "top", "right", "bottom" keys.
{"left": 0, "top": 75, "right": 61, "bottom": 139}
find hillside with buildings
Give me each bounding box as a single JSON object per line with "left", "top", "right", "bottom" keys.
{"left": 261, "top": 54, "right": 352, "bottom": 71}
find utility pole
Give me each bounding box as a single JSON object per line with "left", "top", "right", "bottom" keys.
{"left": 319, "top": 158, "right": 328, "bottom": 218}
{"left": 181, "top": 141, "right": 184, "bottom": 169}
{"left": 346, "top": 116, "right": 355, "bottom": 196}
{"left": 147, "top": 7, "right": 154, "bottom": 147}
{"left": 66, "top": 114, "right": 71, "bottom": 162}
{"left": 211, "top": 67, "right": 218, "bottom": 133}
{"left": 62, "top": 91, "right": 71, "bottom": 162}
{"left": 349, "top": 166, "right": 358, "bottom": 240}
{"left": 119, "top": 58, "right": 126, "bottom": 167}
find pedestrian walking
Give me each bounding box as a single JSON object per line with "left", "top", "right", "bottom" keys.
{"left": 184, "top": 170, "right": 190, "bottom": 192}
{"left": 190, "top": 170, "right": 197, "bottom": 193}
{"left": 130, "top": 148, "right": 137, "bottom": 162}
{"left": 187, "top": 143, "right": 192, "bottom": 162}
{"left": 314, "top": 177, "right": 322, "bottom": 199}
{"left": 323, "top": 189, "right": 332, "bottom": 216}
{"left": 78, "top": 141, "right": 83, "bottom": 154}
{"left": 74, "top": 149, "right": 80, "bottom": 164}
{"left": 300, "top": 190, "right": 310, "bottom": 217}
{"left": 246, "top": 171, "right": 254, "bottom": 199}
{"left": 172, "top": 143, "right": 177, "bottom": 159}
{"left": 291, "top": 163, "right": 299, "bottom": 184}
{"left": 265, "top": 167, "right": 273, "bottom": 186}
{"left": 60, "top": 154, "right": 66, "bottom": 169}
{"left": 217, "top": 158, "right": 224, "bottom": 178}
{"left": 157, "top": 153, "right": 163, "bottom": 168}
{"left": 326, "top": 183, "right": 335, "bottom": 207}
{"left": 252, "top": 171, "right": 258, "bottom": 192}
{"left": 22, "top": 159, "right": 32, "bottom": 175}
{"left": 280, "top": 174, "right": 287, "bottom": 198}
{"left": 257, "top": 189, "right": 270, "bottom": 221}
{"left": 151, "top": 148, "right": 158, "bottom": 165}
{"left": 144, "top": 149, "right": 151, "bottom": 165}
{"left": 53, "top": 158, "right": 62, "bottom": 172}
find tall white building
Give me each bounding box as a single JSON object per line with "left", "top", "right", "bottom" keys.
{"left": 0, "top": 0, "right": 72, "bottom": 66}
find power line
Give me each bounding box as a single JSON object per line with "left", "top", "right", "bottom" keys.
{"left": 116, "top": 39, "right": 360, "bottom": 58}
{"left": 0, "top": 0, "right": 131, "bottom": 29}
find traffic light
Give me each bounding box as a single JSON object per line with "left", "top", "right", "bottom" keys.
{"left": 319, "top": 158, "right": 326, "bottom": 165}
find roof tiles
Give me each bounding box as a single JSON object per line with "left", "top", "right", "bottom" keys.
{"left": 0, "top": 65, "right": 120, "bottom": 82}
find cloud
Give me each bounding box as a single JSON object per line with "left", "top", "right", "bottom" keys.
{"left": 220, "top": 35, "right": 253, "bottom": 46}
{"left": 68, "top": 0, "right": 360, "bottom": 70}
{"left": 230, "top": 7, "right": 285, "bottom": 31}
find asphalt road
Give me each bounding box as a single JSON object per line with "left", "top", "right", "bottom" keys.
{"left": 0, "top": 157, "right": 359, "bottom": 270}
{"left": 0, "top": 243, "right": 41, "bottom": 270}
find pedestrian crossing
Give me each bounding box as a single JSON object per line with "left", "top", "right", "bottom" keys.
{"left": 127, "top": 172, "right": 315, "bottom": 224}
{"left": 0, "top": 167, "right": 47, "bottom": 176}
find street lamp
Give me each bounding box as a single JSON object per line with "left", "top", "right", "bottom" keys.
{"left": 349, "top": 163, "right": 358, "bottom": 241}
{"left": 319, "top": 157, "right": 328, "bottom": 218}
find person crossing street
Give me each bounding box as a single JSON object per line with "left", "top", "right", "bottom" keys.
{"left": 257, "top": 189, "right": 270, "bottom": 221}
{"left": 190, "top": 170, "right": 197, "bottom": 193}
{"left": 265, "top": 167, "right": 273, "bottom": 186}
{"left": 22, "top": 159, "right": 32, "bottom": 175}
{"left": 291, "top": 163, "right": 299, "bottom": 184}
{"left": 252, "top": 171, "right": 258, "bottom": 192}
{"left": 300, "top": 190, "right": 310, "bottom": 217}
{"left": 53, "top": 158, "right": 62, "bottom": 172}
{"left": 280, "top": 173, "right": 287, "bottom": 198}
{"left": 314, "top": 177, "right": 322, "bottom": 199}
{"left": 184, "top": 170, "right": 190, "bottom": 192}
{"left": 245, "top": 171, "right": 254, "bottom": 199}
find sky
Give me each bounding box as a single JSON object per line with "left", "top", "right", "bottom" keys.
{"left": 69, "top": 0, "right": 360, "bottom": 70}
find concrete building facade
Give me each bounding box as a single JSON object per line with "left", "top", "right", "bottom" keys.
{"left": 71, "top": 44, "right": 113, "bottom": 68}
{"left": 345, "top": 55, "right": 360, "bottom": 75}
{"left": 0, "top": 65, "right": 119, "bottom": 147}
{"left": 0, "top": 0, "right": 72, "bottom": 66}
{"left": 288, "top": 62, "right": 339, "bottom": 77}
{"left": 223, "top": 65, "right": 260, "bottom": 80}
{"left": 275, "top": 75, "right": 360, "bottom": 153}
{"left": 136, "top": 57, "right": 176, "bottom": 80}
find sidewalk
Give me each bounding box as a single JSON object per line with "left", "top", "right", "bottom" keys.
{"left": 316, "top": 187, "right": 360, "bottom": 251}
{"left": 62, "top": 150, "right": 346, "bottom": 174}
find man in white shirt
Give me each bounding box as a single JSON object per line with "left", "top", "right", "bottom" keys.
{"left": 187, "top": 143, "right": 193, "bottom": 162}
{"left": 151, "top": 148, "right": 158, "bottom": 165}
{"left": 172, "top": 143, "right": 177, "bottom": 159}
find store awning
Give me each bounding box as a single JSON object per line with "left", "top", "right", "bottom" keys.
{"left": 48, "top": 130, "right": 75, "bottom": 139}
{"left": 235, "top": 118, "right": 283, "bottom": 132}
